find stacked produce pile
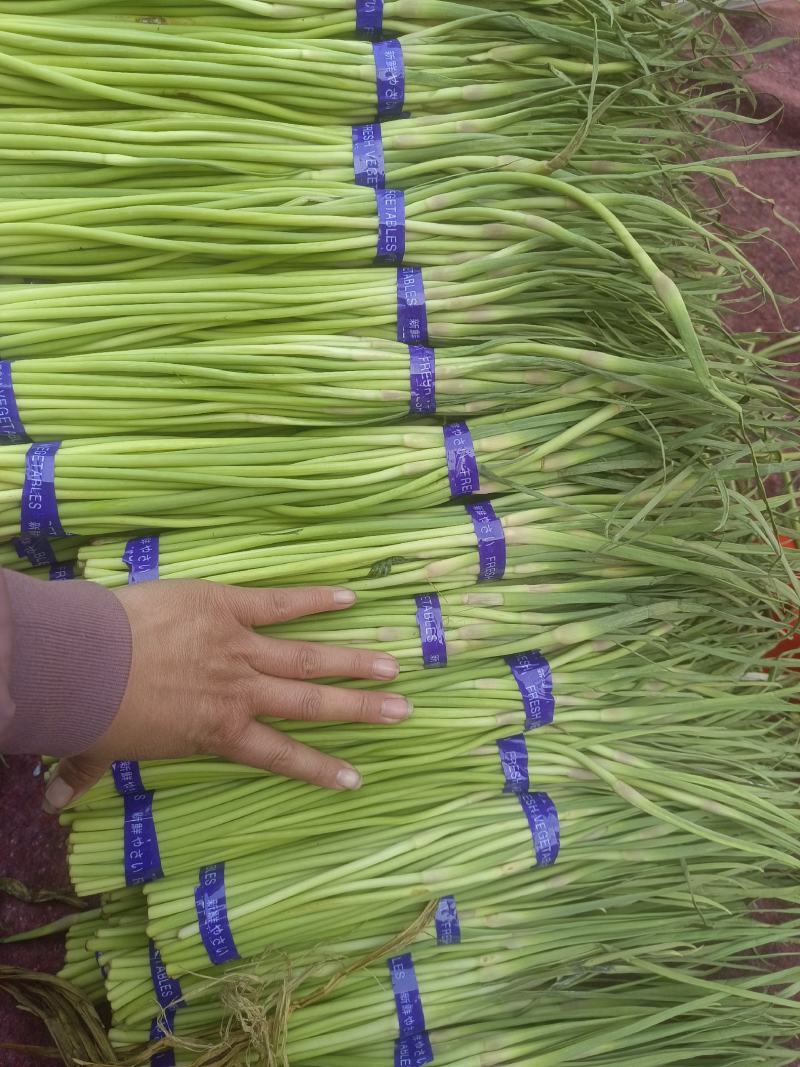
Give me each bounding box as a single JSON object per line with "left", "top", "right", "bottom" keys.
{"left": 2, "top": 1, "right": 799, "bottom": 1065}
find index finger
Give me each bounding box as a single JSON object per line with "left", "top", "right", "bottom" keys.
{"left": 221, "top": 585, "right": 357, "bottom": 627}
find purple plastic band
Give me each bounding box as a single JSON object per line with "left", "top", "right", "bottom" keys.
{"left": 395, "top": 1032, "right": 434, "bottom": 1067}
{"left": 505, "top": 651, "right": 555, "bottom": 730}
{"left": 373, "top": 39, "right": 404, "bottom": 117}
{"left": 112, "top": 760, "right": 146, "bottom": 796}
{"left": 123, "top": 535, "right": 160, "bottom": 584}
{"left": 0, "top": 361, "right": 29, "bottom": 444}
{"left": 352, "top": 122, "right": 385, "bottom": 188}
{"left": 356, "top": 0, "right": 383, "bottom": 39}
{"left": 49, "top": 561, "right": 74, "bottom": 581}
{"left": 13, "top": 534, "right": 57, "bottom": 567}
{"left": 396, "top": 266, "right": 428, "bottom": 344}
{"left": 435, "top": 896, "right": 461, "bottom": 945}
{"left": 149, "top": 1009, "right": 176, "bottom": 1067}
{"left": 414, "top": 592, "right": 447, "bottom": 668}
{"left": 121, "top": 791, "right": 163, "bottom": 886}
{"left": 375, "top": 188, "right": 405, "bottom": 265}
{"left": 466, "top": 500, "right": 506, "bottom": 581}
{"left": 195, "top": 863, "right": 241, "bottom": 966}
{"left": 443, "top": 422, "right": 479, "bottom": 498}
{"left": 113, "top": 759, "right": 161, "bottom": 885}
{"left": 94, "top": 951, "right": 109, "bottom": 980}
{"left": 388, "top": 953, "right": 427, "bottom": 1039}
{"left": 517, "top": 791, "right": 560, "bottom": 867}
{"left": 496, "top": 734, "right": 530, "bottom": 794}
{"left": 21, "top": 442, "right": 66, "bottom": 537}
{"left": 149, "top": 939, "right": 183, "bottom": 1010}
{"left": 408, "top": 345, "right": 435, "bottom": 415}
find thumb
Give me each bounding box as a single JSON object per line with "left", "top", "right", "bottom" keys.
{"left": 43, "top": 755, "right": 109, "bottom": 814}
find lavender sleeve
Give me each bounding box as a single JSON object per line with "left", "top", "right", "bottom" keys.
{"left": 0, "top": 568, "right": 132, "bottom": 756}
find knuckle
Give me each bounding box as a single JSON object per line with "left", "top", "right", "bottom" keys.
{"left": 201, "top": 698, "right": 250, "bottom": 755}
{"left": 349, "top": 650, "right": 371, "bottom": 677}
{"left": 204, "top": 720, "right": 246, "bottom": 757}
{"left": 296, "top": 685, "right": 323, "bottom": 721}
{"left": 262, "top": 733, "right": 297, "bottom": 774}
{"left": 355, "top": 691, "right": 376, "bottom": 720}
{"left": 171, "top": 580, "right": 236, "bottom": 647}
{"left": 205, "top": 581, "right": 245, "bottom": 626}
{"left": 291, "top": 643, "right": 322, "bottom": 679}
{"left": 60, "top": 759, "right": 103, "bottom": 791}
{"left": 309, "top": 587, "right": 331, "bottom": 611}
{"left": 267, "top": 589, "right": 294, "bottom": 622}
{"left": 228, "top": 632, "right": 257, "bottom": 668}
{"left": 229, "top": 674, "right": 255, "bottom": 711}
{"left": 193, "top": 578, "right": 228, "bottom": 611}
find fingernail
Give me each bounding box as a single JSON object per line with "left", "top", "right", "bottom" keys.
{"left": 43, "top": 777, "right": 74, "bottom": 815}
{"left": 336, "top": 767, "right": 362, "bottom": 790}
{"left": 381, "top": 698, "right": 412, "bottom": 722}
{"left": 373, "top": 656, "right": 399, "bottom": 679}
{"left": 333, "top": 589, "right": 357, "bottom": 606}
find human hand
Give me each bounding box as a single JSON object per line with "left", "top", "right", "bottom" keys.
{"left": 43, "top": 581, "right": 408, "bottom": 812}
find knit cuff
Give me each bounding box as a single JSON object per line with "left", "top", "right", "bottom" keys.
{"left": 3, "top": 570, "right": 131, "bottom": 756}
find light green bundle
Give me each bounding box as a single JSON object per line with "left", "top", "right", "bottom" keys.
{"left": 286, "top": 969, "right": 800, "bottom": 1067}
{"left": 0, "top": 171, "right": 724, "bottom": 279}
{"left": 79, "top": 484, "right": 800, "bottom": 589}
{"left": 0, "top": 341, "right": 627, "bottom": 436}
{"left": 163, "top": 990, "right": 800, "bottom": 1067}
{"left": 110, "top": 939, "right": 800, "bottom": 1067}
{"left": 0, "top": 90, "right": 758, "bottom": 199}
{"left": 0, "top": 171, "right": 771, "bottom": 291}
{"left": 0, "top": 101, "right": 655, "bottom": 191}
{"left": 0, "top": 18, "right": 638, "bottom": 123}
{"left": 142, "top": 766, "right": 800, "bottom": 979}
{"left": 109, "top": 907, "right": 800, "bottom": 1060}
{"left": 75, "top": 491, "right": 706, "bottom": 589}
{"left": 65, "top": 707, "right": 800, "bottom": 894}
{"left": 0, "top": 0, "right": 553, "bottom": 32}
{"left": 277, "top": 928, "right": 800, "bottom": 1066}
{"left": 0, "top": 252, "right": 666, "bottom": 357}
{"left": 104, "top": 859, "right": 800, "bottom": 1038}
{"left": 135, "top": 793, "right": 606, "bottom": 975}
{"left": 0, "top": 399, "right": 700, "bottom": 536}
{"left": 0, "top": 0, "right": 693, "bottom": 50}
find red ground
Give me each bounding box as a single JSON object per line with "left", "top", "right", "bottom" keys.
{"left": 0, "top": 7, "right": 798, "bottom": 1065}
